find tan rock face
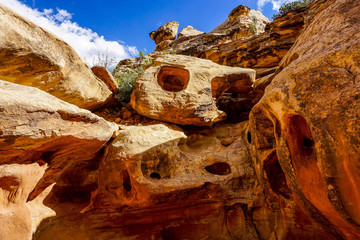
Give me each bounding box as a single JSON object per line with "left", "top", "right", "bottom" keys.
{"left": 161, "top": 5, "right": 270, "bottom": 58}
{"left": 0, "top": 4, "right": 112, "bottom": 110}
{"left": 35, "top": 122, "right": 259, "bottom": 239}
{"left": 249, "top": 0, "right": 360, "bottom": 238}
{"left": 150, "top": 21, "right": 179, "bottom": 45}
{"left": 0, "top": 80, "right": 117, "bottom": 229}
{"left": 91, "top": 66, "right": 119, "bottom": 94}
{"left": 178, "top": 25, "right": 204, "bottom": 38}
{"left": 0, "top": 163, "right": 46, "bottom": 240}
{"left": 130, "top": 54, "right": 256, "bottom": 126}
{"left": 205, "top": 7, "right": 305, "bottom": 71}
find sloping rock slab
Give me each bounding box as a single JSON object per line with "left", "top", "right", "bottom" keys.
{"left": 0, "top": 4, "right": 112, "bottom": 110}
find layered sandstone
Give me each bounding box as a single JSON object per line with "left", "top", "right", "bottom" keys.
{"left": 130, "top": 54, "right": 256, "bottom": 126}
{"left": 0, "top": 80, "right": 117, "bottom": 239}
{"left": 1, "top": 0, "right": 359, "bottom": 239}
{"left": 249, "top": 0, "right": 360, "bottom": 238}
{"left": 158, "top": 5, "right": 270, "bottom": 54}
{"left": 0, "top": 4, "right": 112, "bottom": 110}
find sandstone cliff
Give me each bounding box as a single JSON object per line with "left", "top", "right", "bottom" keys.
{"left": 0, "top": 0, "right": 359, "bottom": 239}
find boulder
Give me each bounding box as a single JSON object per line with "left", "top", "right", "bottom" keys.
{"left": 248, "top": 9, "right": 270, "bottom": 35}
{"left": 0, "top": 79, "right": 117, "bottom": 223}
{"left": 205, "top": 7, "right": 305, "bottom": 70}
{"left": 149, "top": 21, "right": 179, "bottom": 45}
{"left": 130, "top": 54, "right": 256, "bottom": 126}
{"left": 39, "top": 122, "right": 257, "bottom": 239}
{"left": 249, "top": 0, "right": 360, "bottom": 238}
{"left": 0, "top": 4, "right": 112, "bottom": 110}
{"left": 178, "top": 25, "right": 204, "bottom": 38}
{"left": 91, "top": 66, "right": 119, "bottom": 94}
{"left": 159, "top": 5, "right": 270, "bottom": 57}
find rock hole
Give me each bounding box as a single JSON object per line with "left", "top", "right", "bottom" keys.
{"left": 303, "top": 137, "right": 314, "bottom": 148}
{"left": 264, "top": 151, "right": 292, "bottom": 199}
{"left": 157, "top": 66, "right": 190, "bottom": 92}
{"left": 205, "top": 162, "right": 231, "bottom": 175}
{"left": 122, "top": 170, "right": 132, "bottom": 192}
{"left": 287, "top": 115, "right": 316, "bottom": 163}
{"left": 40, "top": 151, "right": 56, "bottom": 164}
{"left": 150, "top": 172, "right": 161, "bottom": 179}
{"left": 247, "top": 131, "right": 252, "bottom": 144}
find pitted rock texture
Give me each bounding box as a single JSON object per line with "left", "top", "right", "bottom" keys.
{"left": 34, "top": 122, "right": 260, "bottom": 240}
{"left": 150, "top": 21, "right": 179, "bottom": 45}
{"left": 1, "top": 0, "right": 359, "bottom": 239}
{"left": 0, "top": 4, "right": 112, "bottom": 110}
{"left": 249, "top": 0, "right": 360, "bottom": 239}
{"left": 130, "top": 54, "right": 256, "bottom": 126}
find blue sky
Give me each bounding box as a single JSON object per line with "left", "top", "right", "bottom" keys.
{"left": 0, "top": 0, "right": 293, "bottom": 66}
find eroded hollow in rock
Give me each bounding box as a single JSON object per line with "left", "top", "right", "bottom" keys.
{"left": 247, "top": 131, "right": 252, "bottom": 144}
{"left": 286, "top": 115, "right": 316, "bottom": 164}
{"left": 264, "top": 151, "right": 292, "bottom": 199}
{"left": 205, "top": 162, "right": 231, "bottom": 175}
{"left": 157, "top": 66, "right": 190, "bottom": 92}
{"left": 212, "top": 74, "right": 254, "bottom": 122}
{"left": 150, "top": 172, "right": 161, "bottom": 179}
{"left": 122, "top": 170, "right": 132, "bottom": 192}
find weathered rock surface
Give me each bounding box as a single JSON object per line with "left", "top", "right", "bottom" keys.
{"left": 178, "top": 25, "right": 204, "bottom": 38}
{"left": 34, "top": 122, "right": 259, "bottom": 239}
{"left": 158, "top": 5, "right": 270, "bottom": 60}
{"left": 0, "top": 163, "right": 46, "bottom": 240}
{"left": 212, "top": 6, "right": 269, "bottom": 37}
{"left": 130, "top": 54, "right": 256, "bottom": 126}
{"left": 150, "top": 21, "right": 179, "bottom": 45}
{"left": 205, "top": 7, "right": 305, "bottom": 71}
{"left": 0, "top": 80, "right": 117, "bottom": 239}
{"left": 1, "top": 0, "right": 359, "bottom": 239}
{"left": 249, "top": 0, "right": 360, "bottom": 239}
{"left": 0, "top": 4, "right": 112, "bottom": 110}
{"left": 91, "top": 66, "right": 119, "bottom": 94}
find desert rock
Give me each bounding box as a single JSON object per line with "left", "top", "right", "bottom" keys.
{"left": 149, "top": 21, "right": 179, "bottom": 45}
{"left": 130, "top": 54, "right": 256, "bottom": 126}
{"left": 0, "top": 4, "right": 112, "bottom": 110}
{"left": 35, "top": 122, "right": 258, "bottom": 239}
{"left": 0, "top": 80, "right": 117, "bottom": 213}
{"left": 178, "top": 25, "right": 204, "bottom": 38}
{"left": 91, "top": 66, "right": 119, "bottom": 94}
{"left": 249, "top": 0, "right": 360, "bottom": 238}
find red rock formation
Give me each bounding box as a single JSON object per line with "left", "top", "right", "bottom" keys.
{"left": 249, "top": 0, "right": 360, "bottom": 238}
{"left": 1, "top": 0, "right": 359, "bottom": 239}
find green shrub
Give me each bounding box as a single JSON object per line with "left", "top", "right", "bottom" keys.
{"left": 170, "top": 50, "right": 177, "bottom": 55}
{"left": 272, "top": 0, "right": 312, "bottom": 19}
{"left": 145, "top": 58, "right": 153, "bottom": 65}
{"left": 250, "top": 18, "right": 258, "bottom": 35}
{"left": 139, "top": 50, "right": 145, "bottom": 57}
{"left": 114, "top": 67, "right": 144, "bottom": 104}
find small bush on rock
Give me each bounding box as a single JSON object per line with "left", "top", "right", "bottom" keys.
{"left": 273, "top": 0, "right": 312, "bottom": 19}
{"left": 114, "top": 67, "right": 144, "bottom": 104}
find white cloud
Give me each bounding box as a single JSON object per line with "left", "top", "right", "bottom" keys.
{"left": 257, "top": 0, "right": 298, "bottom": 11}
{"left": 0, "top": 0, "right": 138, "bottom": 68}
